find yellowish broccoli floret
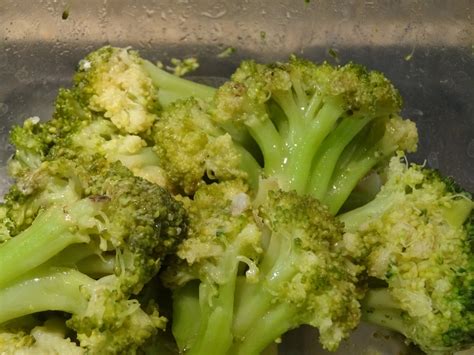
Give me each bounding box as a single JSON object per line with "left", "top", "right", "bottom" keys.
{"left": 163, "top": 181, "right": 362, "bottom": 355}
{"left": 153, "top": 98, "right": 248, "bottom": 195}
{"left": 76, "top": 46, "right": 159, "bottom": 134}
{"left": 340, "top": 155, "right": 474, "bottom": 354}
{"left": 0, "top": 318, "right": 84, "bottom": 355}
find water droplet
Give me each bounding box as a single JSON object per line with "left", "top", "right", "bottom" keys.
{"left": 0, "top": 103, "right": 8, "bottom": 116}
{"left": 467, "top": 139, "right": 474, "bottom": 158}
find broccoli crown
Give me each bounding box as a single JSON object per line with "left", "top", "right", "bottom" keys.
{"left": 216, "top": 57, "right": 402, "bottom": 119}
{"left": 50, "top": 88, "right": 169, "bottom": 188}
{"left": 237, "top": 190, "right": 362, "bottom": 351}
{"left": 0, "top": 154, "right": 187, "bottom": 293}
{"left": 208, "top": 56, "right": 416, "bottom": 211}
{"left": 340, "top": 156, "right": 474, "bottom": 353}
{"left": 165, "top": 181, "right": 361, "bottom": 354}
{"left": 66, "top": 274, "right": 167, "bottom": 354}
{"left": 0, "top": 317, "right": 84, "bottom": 355}
{"left": 153, "top": 98, "right": 248, "bottom": 195}
{"left": 163, "top": 179, "right": 261, "bottom": 288}
{"left": 74, "top": 46, "right": 160, "bottom": 134}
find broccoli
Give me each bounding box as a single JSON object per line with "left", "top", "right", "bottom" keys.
{"left": 4, "top": 45, "right": 473, "bottom": 355}
{"left": 0, "top": 154, "right": 186, "bottom": 352}
{"left": 0, "top": 316, "right": 84, "bottom": 354}
{"left": 75, "top": 46, "right": 214, "bottom": 133}
{"left": 148, "top": 56, "right": 417, "bottom": 209}
{"left": 0, "top": 266, "right": 166, "bottom": 353}
{"left": 8, "top": 46, "right": 216, "bottom": 188}
{"left": 339, "top": 155, "right": 474, "bottom": 354}
{"left": 209, "top": 57, "right": 418, "bottom": 213}
{"left": 163, "top": 181, "right": 362, "bottom": 354}
{"left": 153, "top": 97, "right": 256, "bottom": 195}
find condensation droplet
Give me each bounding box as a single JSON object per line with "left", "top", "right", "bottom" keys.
{"left": 427, "top": 151, "right": 439, "bottom": 169}
{"left": 467, "top": 139, "right": 474, "bottom": 158}
{"left": 0, "top": 103, "right": 8, "bottom": 116}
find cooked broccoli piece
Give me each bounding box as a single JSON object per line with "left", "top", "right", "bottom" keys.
{"left": 153, "top": 97, "right": 256, "bottom": 195}
{"left": 209, "top": 57, "right": 417, "bottom": 212}
{"left": 339, "top": 155, "right": 474, "bottom": 354}
{"left": 0, "top": 154, "right": 186, "bottom": 352}
{"left": 0, "top": 154, "right": 186, "bottom": 292}
{"left": 8, "top": 86, "right": 170, "bottom": 188}
{"left": 163, "top": 181, "right": 361, "bottom": 354}
{"left": 0, "top": 316, "right": 84, "bottom": 355}
{"left": 0, "top": 266, "right": 166, "bottom": 353}
{"left": 8, "top": 46, "right": 216, "bottom": 188}
{"left": 75, "top": 46, "right": 214, "bottom": 133}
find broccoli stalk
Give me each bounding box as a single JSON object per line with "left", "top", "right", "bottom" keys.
{"left": 141, "top": 59, "right": 216, "bottom": 107}
{"left": 338, "top": 156, "right": 474, "bottom": 353}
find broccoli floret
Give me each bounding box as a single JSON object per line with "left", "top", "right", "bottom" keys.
{"left": 339, "top": 155, "right": 474, "bottom": 353}
{"left": 0, "top": 154, "right": 186, "bottom": 352}
{"left": 153, "top": 98, "right": 256, "bottom": 195}
{"left": 0, "top": 155, "right": 186, "bottom": 293}
{"left": 74, "top": 46, "right": 214, "bottom": 134}
{"left": 0, "top": 266, "right": 166, "bottom": 353}
{"left": 8, "top": 46, "right": 217, "bottom": 187}
{"left": 163, "top": 181, "right": 361, "bottom": 354}
{"left": 0, "top": 317, "right": 84, "bottom": 355}
{"left": 210, "top": 57, "right": 417, "bottom": 212}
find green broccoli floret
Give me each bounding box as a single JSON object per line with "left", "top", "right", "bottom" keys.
{"left": 8, "top": 46, "right": 217, "bottom": 187}
{"left": 163, "top": 181, "right": 361, "bottom": 354}
{"left": 339, "top": 155, "right": 474, "bottom": 354}
{"left": 0, "top": 154, "right": 186, "bottom": 352}
{"left": 0, "top": 316, "right": 84, "bottom": 355}
{"left": 211, "top": 57, "right": 417, "bottom": 213}
{"left": 0, "top": 266, "right": 166, "bottom": 353}
{"left": 0, "top": 154, "right": 186, "bottom": 293}
{"left": 153, "top": 97, "right": 257, "bottom": 195}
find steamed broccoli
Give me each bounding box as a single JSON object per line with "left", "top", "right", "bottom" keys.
{"left": 75, "top": 46, "right": 214, "bottom": 133}
{"left": 339, "top": 156, "right": 474, "bottom": 354}
{"left": 153, "top": 98, "right": 253, "bottom": 194}
{"left": 210, "top": 57, "right": 418, "bottom": 212}
{"left": 0, "top": 266, "right": 166, "bottom": 353}
{"left": 0, "top": 316, "right": 84, "bottom": 355}
{"left": 3, "top": 45, "right": 472, "bottom": 355}
{"left": 148, "top": 56, "right": 418, "bottom": 210}
{"left": 163, "top": 181, "right": 361, "bottom": 354}
{"left": 0, "top": 154, "right": 186, "bottom": 352}
{"left": 8, "top": 46, "right": 216, "bottom": 189}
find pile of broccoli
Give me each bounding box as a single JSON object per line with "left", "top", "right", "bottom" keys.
{"left": 0, "top": 46, "right": 472, "bottom": 355}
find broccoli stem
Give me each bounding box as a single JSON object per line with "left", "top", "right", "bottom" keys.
{"left": 362, "top": 288, "right": 400, "bottom": 309}
{"left": 233, "top": 232, "right": 296, "bottom": 338}
{"left": 323, "top": 148, "right": 386, "bottom": 214}
{"left": 141, "top": 60, "right": 216, "bottom": 106}
{"left": 271, "top": 92, "right": 345, "bottom": 193}
{"left": 360, "top": 288, "right": 408, "bottom": 336}
{"left": 235, "top": 144, "right": 262, "bottom": 192}
{"left": 172, "top": 282, "right": 202, "bottom": 352}
{"left": 0, "top": 266, "right": 92, "bottom": 324}
{"left": 0, "top": 201, "right": 95, "bottom": 287}
{"left": 309, "top": 115, "right": 375, "bottom": 200}
{"left": 245, "top": 117, "right": 283, "bottom": 177}
{"left": 188, "top": 276, "right": 236, "bottom": 355}
{"left": 76, "top": 254, "right": 116, "bottom": 277}
{"left": 232, "top": 302, "right": 295, "bottom": 355}
{"left": 338, "top": 191, "right": 401, "bottom": 232}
